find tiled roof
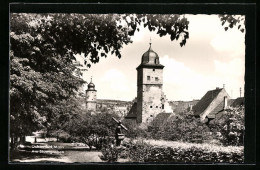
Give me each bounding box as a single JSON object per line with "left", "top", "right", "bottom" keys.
{"left": 206, "top": 99, "right": 234, "bottom": 118}
{"left": 125, "top": 102, "right": 137, "bottom": 119}
{"left": 193, "top": 88, "right": 223, "bottom": 116}
{"left": 173, "top": 100, "right": 199, "bottom": 114}
{"left": 230, "top": 97, "right": 244, "bottom": 107}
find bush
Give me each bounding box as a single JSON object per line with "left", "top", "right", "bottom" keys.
{"left": 210, "top": 107, "right": 244, "bottom": 146}
{"left": 148, "top": 113, "right": 212, "bottom": 143}
{"left": 122, "top": 139, "right": 243, "bottom": 163}
{"left": 100, "top": 144, "right": 121, "bottom": 162}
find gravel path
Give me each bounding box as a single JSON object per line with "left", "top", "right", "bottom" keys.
{"left": 12, "top": 151, "right": 103, "bottom": 163}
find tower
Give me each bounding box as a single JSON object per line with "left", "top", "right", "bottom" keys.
{"left": 86, "top": 77, "right": 97, "bottom": 113}
{"left": 136, "top": 41, "right": 165, "bottom": 123}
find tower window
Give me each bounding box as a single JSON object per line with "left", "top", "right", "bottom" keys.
{"left": 156, "top": 106, "right": 158, "bottom": 108}
{"left": 155, "top": 77, "right": 159, "bottom": 81}
{"left": 150, "top": 115, "right": 153, "bottom": 117}
{"left": 147, "top": 76, "right": 150, "bottom": 80}
{"left": 153, "top": 69, "right": 155, "bottom": 71}
{"left": 162, "top": 104, "right": 164, "bottom": 109}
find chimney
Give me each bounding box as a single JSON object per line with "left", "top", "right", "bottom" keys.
{"left": 216, "top": 87, "right": 219, "bottom": 90}
{"left": 188, "top": 104, "right": 193, "bottom": 111}
{"left": 224, "top": 96, "right": 228, "bottom": 110}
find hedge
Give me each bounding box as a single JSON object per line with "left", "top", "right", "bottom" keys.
{"left": 101, "top": 139, "right": 244, "bottom": 163}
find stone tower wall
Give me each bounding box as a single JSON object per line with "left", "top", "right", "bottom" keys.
{"left": 137, "top": 67, "right": 164, "bottom": 123}
{"left": 86, "top": 90, "right": 97, "bottom": 112}
{"left": 141, "top": 85, "right": 163, "bottom": 123}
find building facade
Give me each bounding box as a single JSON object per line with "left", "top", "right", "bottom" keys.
{"left": 193, "top": 87, "right": 231, "bottom": 123}
{"left": 136, "top": 42, "right": 171, "bottom": 123}
{"left": 86, "top": 78, "right": 97, "bottom": 113}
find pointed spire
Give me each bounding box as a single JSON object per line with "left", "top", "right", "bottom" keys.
{"left": 223, "top": 84, "right": 225, "bottom": 89}
{"left": 90, "top": 76, "right": 92, "bottom": 83}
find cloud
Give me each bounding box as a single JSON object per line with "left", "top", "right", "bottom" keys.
{"left": 160, "top": 55, "right": 210, "bottom": 100}
{"left": 160, "top": 55, "right": 244, "bottom": 101}
{"left": 214, "top": 58, "right": 244, "bottom": 77}
{"left": 101, "top": 69, "right": 130, "bottom": 92}
{"left": 131, "top": 26, "right": 145, "bottom": 42}
{"left": 210, "top": 29, "right": 245, "bottom": 57}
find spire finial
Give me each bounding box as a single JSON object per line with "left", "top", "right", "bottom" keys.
{"left": 90, "top": 76, "right": 92, "bottom": 83}
{"left": 149, "top": 37, "right": 152, "bottom": 47}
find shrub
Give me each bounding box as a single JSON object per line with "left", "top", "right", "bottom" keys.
{"left": 127, "top": 139, "right": 153, "bottom": 162}
{"left": 123, "top": 140, "right": 243, "bottom": 163}
{"left": 210, "top": 107, "right": 244, "bottom": 146}
{"left": 100, "top": 144, "right": 121, "bottom": 162}
{"left": 148, "top": 112, "right": 212, "bottom": 143}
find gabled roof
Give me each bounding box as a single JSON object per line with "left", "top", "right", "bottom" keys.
{"left": 125, "top": 102, "right": 137, "bottom": 119}
{"left": 193, "top": 88, "right": 223, "bottom": 116}
{"left": 230, "top": 97, "right": 244, "bottom": 107}
{"left": 207, "top": 99, "right": 233, "bottom": 117}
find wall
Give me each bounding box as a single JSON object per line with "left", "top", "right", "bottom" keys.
{"left": 86, "top": 90, "right": 97, "bottom": 112}
{"left": 142, "top": 85, "right": 164, "bottom": 123}
{"left": 137, "top": 66, "right": 164, "bottom": 124}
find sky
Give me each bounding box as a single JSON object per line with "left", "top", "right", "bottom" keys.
{"left": 76, "top": 14, "right": 245, "bottom": 101}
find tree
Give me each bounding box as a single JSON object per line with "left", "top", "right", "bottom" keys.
{"left": 219, "top": 14, "right": 245, "bottom": 33}
{"left": 148, "top": 112, "right": 211, "bottom": 142}
{"left": 209, "top": 107, "right": 244, "bottom": 146}
{"left": 10, "top": 13, "right": 189, "bottom": 149}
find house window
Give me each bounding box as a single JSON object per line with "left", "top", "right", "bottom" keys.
{"left": 155, "top": 77, "right": 159, "bottom": 81}
{"left": 156, "top": 106, "right": 158, "bottom": 108}
{"left": 147, "top": 76, "right": 150, "bottom": 80}
{"left": 153, "top": 69, "right": 155, "bottom": 71}
{"left": 150, "top": 106, "right": 152, "bottom": 108}
{"left": 150, "top": 115, "right": 153, "bottom": 117}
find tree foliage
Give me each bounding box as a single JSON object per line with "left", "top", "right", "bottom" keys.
{"left": 209, "top": 107, "right": 244, "bottom": 146}
{"left": 10, "top": 13, "right": 189, "bottom": 148}
{"left": 219, "top": 14, "right": 245, "bottom": 33}
{"left": 148, "top": 112, "right": 211, "bottom": 142}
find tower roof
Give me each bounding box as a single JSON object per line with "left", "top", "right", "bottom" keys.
{"left": 87, "top": 77, "right": 96, "bottom": 91}
{"left": 137, "top": 41, "right": 164, "bottom": 70}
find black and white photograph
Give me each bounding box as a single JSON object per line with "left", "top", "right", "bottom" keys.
{"left": 8, "top": 3, "right": 254, "bottom": 164}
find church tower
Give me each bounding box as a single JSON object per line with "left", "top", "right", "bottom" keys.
{"left": 86, "top": 77, "right": 97, "bottom": 113}
{"left": 136, "top": 41, "right": 165, "bottom": 123}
